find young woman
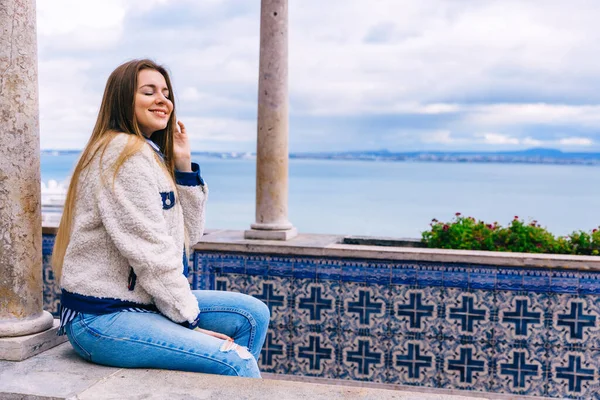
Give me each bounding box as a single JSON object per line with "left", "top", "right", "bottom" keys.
{"left": 52, "top": 59, "right": 270, "bottom": 378}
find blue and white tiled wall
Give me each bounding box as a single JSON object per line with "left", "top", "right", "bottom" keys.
{"left": 194, "top": 252, "right": 600, "bottom": 399}
{"left": 41, "top": 233, "right": 600, "bottom": 398}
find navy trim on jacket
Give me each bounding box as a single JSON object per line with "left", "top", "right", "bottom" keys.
{"left": 57, "top": 290, "right": 160, "bottom": 336}
{"left": 175, "top": 163, "right": 204, "bottom": 186}
{"left": 61, "top": 289, "right": 159, "bottom": 315}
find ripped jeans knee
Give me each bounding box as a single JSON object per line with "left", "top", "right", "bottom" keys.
{"left": 220, "top": 340, "right": 253, "bottom": 360}
{"left": 219, "top": 340, "right": 261, "bottom": 378}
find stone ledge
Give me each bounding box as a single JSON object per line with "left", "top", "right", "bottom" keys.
{"left": 43, "top": 226, "right": 600, "bottom": 270}
{"left": 0, "top": 342, "right": 545, "bottom": 400}
{"left": 193, "top": 229, "right": 600, "bottom": 271}
{"left": 77, "top": 369, "right": 475, "bottom": 400}
{"left": 0, "top": 319, "right": 67, "bottom": 361}
{"left": 244, "top": 227, "right": 298, "bottom": 240}
{"left": 0, "top": 343, "right": 120, "bottom": 399}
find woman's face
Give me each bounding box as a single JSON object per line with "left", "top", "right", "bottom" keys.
{"left": 134, "top": 69, "right": 173, "bottom": 137}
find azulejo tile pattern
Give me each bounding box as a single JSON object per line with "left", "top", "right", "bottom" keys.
{"left": 390, "top": 335, "right": 438, "bottom": 387}
{"left": 190, "top": 252, "right": 600, "bottom": 398}
{"left": 40, "top": 233, "right": 600, "bottom": 398}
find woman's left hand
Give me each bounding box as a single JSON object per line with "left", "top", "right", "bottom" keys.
{"left": 173, "top": 120, "right": 192, "bottom": 172}
{"left": 194, "top": 327, "right": 233, "bottom": 342}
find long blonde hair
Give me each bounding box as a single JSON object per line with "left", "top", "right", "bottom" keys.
{"left": 52, "top": 59, "right": 179, "bottom": 281}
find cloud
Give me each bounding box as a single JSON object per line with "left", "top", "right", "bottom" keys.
{"left": 478, "top": 133, "right": 520, "bottom": 145}
{"left": 558, "top": 137, "right": 594, "bottom": 146}
{"left": 35, "top": 1, "right": 600, "bottom": 151}
{"left": 38, "top": 58, "right": 99, "bottom": 149}
{"left": 36, "top": 0, "right": 126, "bottom": 51}
{"left": 522, "top": 137, "right": 543, "bottom": 147}
{"left": 422, "top": 130, "right": 459, "bottom": 144}
{"left": 466, "top": 103, "right": 600, "bottom": 127}
{"left": 288, "top": 0, "right": 600, "bottom": 115}
{"left": 179, "top": 116, "right": 256, "bottom": 151}
{"left": 416, "top": 130, "right": 593, "bottom": 148}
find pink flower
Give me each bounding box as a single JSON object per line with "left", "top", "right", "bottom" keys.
{"left": 443, "top": 224, "right": 449, "bottom": 231}
{"left": 514, "top": 216, "right": 519, "bottom": 219}
{"left": 455, "top": 212, "right": 461, "bottom": 216}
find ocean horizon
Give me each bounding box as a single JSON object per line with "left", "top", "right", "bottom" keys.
{"left": 41, "top": 152, "right": 600, "bottom": 239}
{"left": 41, "top": 147, "right": 600, "bottom": 166}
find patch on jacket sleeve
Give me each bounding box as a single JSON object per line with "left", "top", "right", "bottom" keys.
{"left": 160, "top": 191, "right": 176, "bottom": 210}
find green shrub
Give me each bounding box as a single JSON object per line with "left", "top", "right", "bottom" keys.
{"left": 421, "top": 213, "right": 600, "bottom": 255}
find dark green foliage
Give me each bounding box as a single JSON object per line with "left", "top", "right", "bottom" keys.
{"left": 422, "top": 213, "right": 600, "bottom": 255}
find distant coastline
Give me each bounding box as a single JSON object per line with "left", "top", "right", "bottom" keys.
{"left": 41, "top": 148, "right": 600, "bottom": 166}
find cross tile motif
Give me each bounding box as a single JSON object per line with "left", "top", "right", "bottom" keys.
{"left": 395, "top": 343, "right": 433, "bottom": 379}
{"left": 253, "top": 282, "right": 285, "bottom": 314}
{"left": 448, "top": 296, "right": 487, "bottom": 333}
{"left": 298, "top": 286, "right": 333, "bottom": 322}
{"left": 499, "top": 351, "right": 539, "bottom": 388}
{"left": 502, "top": 299, "right": 542, "bottom": 336}
{"left": 346, "top": 290, "right": 384, "bottom": 325}
{"left": 556, "top": 302, "right": 596, "bottom": 340}
{"left": 396, "top": 292, "right": 434, "bottom": 330}
{"left": 556, "top": 355, "right": 595, "bottom": 393}
{"left": 260, "top": 331, "right": 285, "bottom": 367}
{"left": 297, "top": 334, "right": 333, "bottom": 371}
{"left": 447, "top": 347, "right": 485, "bottom": 384}
{"left": 346, "top": 340, "right": 383, "bottom": 375}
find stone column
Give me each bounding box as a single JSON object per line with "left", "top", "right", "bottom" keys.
{"left": 245, "top": 0, "right": 297, "bottom": 240}
{"left": 0, "top": 0, "right": 62, "bottom": 361}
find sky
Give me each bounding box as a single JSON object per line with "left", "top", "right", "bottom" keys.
{"left": 36, "top": 0, "right": 600, "bottom": 152}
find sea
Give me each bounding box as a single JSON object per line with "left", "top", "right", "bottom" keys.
{"left": 41, "top": 153, "right": 600, "bottom": 239}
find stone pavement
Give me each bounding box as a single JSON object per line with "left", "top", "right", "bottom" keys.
{"left": 0, "top": 343, "right": 541, "bottom": 400}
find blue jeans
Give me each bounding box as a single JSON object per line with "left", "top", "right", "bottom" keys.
{"left": 65, "top": 290, "right": 270, "bottom": 378}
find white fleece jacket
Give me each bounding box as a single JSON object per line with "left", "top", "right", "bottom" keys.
{"left": 61, "top": 133, "right": 207, "bottom": 324}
